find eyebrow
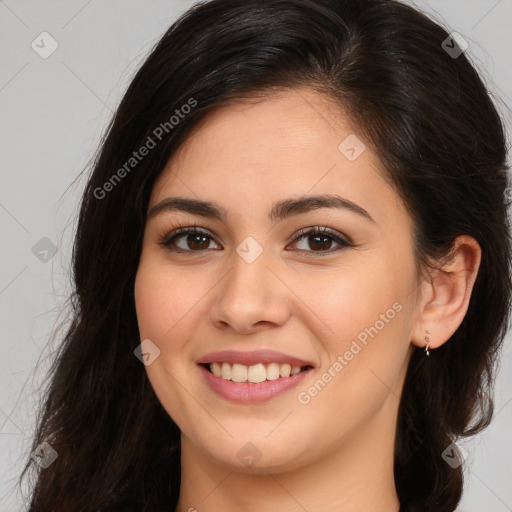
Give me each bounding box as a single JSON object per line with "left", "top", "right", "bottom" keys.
{"left": 147, "top": 194, "right": 375, "bottom": 223}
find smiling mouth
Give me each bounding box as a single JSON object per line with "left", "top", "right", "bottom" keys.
{"left": 200, "top": 362, "right": 313, "bottom": 384}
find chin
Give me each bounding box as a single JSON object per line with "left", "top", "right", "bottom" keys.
{"left": 197, "top": 432, "right": 314, "bottom": 474}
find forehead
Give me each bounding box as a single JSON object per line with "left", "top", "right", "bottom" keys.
{"left": 152, "top": 89, "right": 383, "bottom": 193}
{"left": 148, "top": 88, "right": 408, "bottom": 235}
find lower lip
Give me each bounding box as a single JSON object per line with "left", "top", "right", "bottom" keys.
{"left": 199, "top": 365, "right": 313, "bottom": 403}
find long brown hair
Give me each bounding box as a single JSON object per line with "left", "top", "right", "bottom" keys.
{"left": 21, "top": 1, "right": 511, "bottom": 510}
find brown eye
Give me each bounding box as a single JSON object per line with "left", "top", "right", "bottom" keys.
{"left": 159, "top": 225, "right": 353, "bottom": 256}
{"left": 287, "top": 226, "right": 353, "bottom": 256}
{"left": 177, "top": 233, "right": 212, "bottom": 251}
{"left": 160, "top": 227, "right": 221, "bottom": 252}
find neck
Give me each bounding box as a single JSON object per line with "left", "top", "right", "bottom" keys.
{"left": 175, "top": 391, "right": 401, "bottom": 512}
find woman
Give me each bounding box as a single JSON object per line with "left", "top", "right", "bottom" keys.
{"left": 21, "top": 0, "right": 511, "bottom": 511}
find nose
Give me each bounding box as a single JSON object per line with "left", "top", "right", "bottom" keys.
{"left": 208, "top": 246, "right": 291, "bottom": 334}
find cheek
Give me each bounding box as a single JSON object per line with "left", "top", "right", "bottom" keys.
{"left": 291, "top": 271, "right": 410, "bottom": 444}
{"left": 294, "top": 263, "right": 403, "bottom": 346}
{"left": 134, "top": 269, "right": 172, "bottom": 341}
{"left": 133, "top": 261, "right": 199, "bottom": 426}
{"left": 133, "top": 257, "right": 221, "bottom": 385}
{"left": 293, "top": 252, "right": 414, "bottom": 402}
{"left": 134, "top": 260, "right": 204, "bottom": 341}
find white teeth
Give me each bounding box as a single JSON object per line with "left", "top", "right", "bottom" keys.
{"left": 290, "top": 365, "right": 301, "bottom": 375}
{"left": 279, "top": 364, "right": 291, "bottom": 378}
{"left": 231, "top": 363, "right": 247, "bottom": 382}
{"left": 211, "top": 362, "right": 222, "bottom": 377}
{"left": 221, "top": 362, "right": 232, "bottom": 380}
{"left": 266, "top": 362, "right": 280, "bottom": 380}
{"left": 208, "top": 362, "right": 308, "bottom": 382}
{"left": 247, "top": 363, "right": 266, "bottom": 383}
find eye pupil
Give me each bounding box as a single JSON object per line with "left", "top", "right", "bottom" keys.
{"left": 309, "top": 235, "right": 331, "bottom": 251}
{"left": 188, "top": 234, "right": 210, "bottom": 250}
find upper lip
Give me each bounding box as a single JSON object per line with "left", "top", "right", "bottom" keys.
{"left": 197, "top": 349, "right": 315, "bottom": 368}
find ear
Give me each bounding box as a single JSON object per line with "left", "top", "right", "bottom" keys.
{"left": 411, "top": 235, "right": 481, "bottom": 351}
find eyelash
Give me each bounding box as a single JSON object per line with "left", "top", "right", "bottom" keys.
{"left": 158, "top": 222, "right": 354, "bottom": 257}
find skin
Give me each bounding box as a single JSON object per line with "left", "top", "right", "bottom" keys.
{"left": 134, "top": 87, "right": 481, "bottom": 512}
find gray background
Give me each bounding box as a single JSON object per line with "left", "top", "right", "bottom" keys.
{"left": 1, "top": 1, "right": 511, "bottom": 510}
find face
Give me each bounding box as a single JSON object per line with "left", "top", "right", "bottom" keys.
{"left": 134, "top": 87, "right": 421, "bottom": 473}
